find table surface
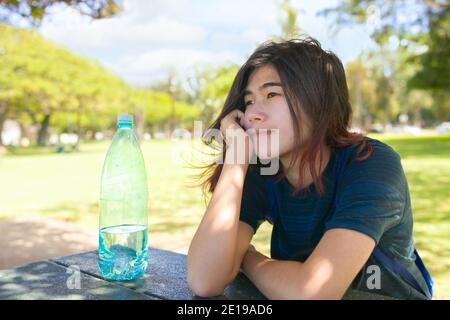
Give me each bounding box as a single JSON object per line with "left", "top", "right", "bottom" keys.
{"left": 0, "top": 247, "right": 395, "bottom": 300}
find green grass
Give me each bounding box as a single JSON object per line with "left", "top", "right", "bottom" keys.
{"left": 0, "top": 139, "right": 207, "bottom": 251}
{"left": 0, "top": 134, "right": 449, "bottom": 299}
{"left": 367, "top": 134, "right": 450, "bottom": 299}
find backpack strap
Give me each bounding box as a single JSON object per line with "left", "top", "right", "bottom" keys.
{"left": 413, "top": 249, "right": 434, "bottom": 298}
{"left": 372, "top": 247, "right": 433, "bottom": 299}
{"left": 265, "top": 146, "right": 433, "bottom": 299}
{"left": 266, "top": 177, "right": 277, "bottom": 225}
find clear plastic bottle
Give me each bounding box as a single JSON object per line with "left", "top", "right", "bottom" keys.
{"left": 98, "top": 114, "right": 148, "bottom": 280}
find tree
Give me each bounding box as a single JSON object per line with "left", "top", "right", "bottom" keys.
{"left": 407, "top": 6, "right": 450, "bottom": 92}
{"left": 0, "top": 0, "right": 121, "bottom": 26}
{"left": 144, "top": 91, "right": 173, "bottom": 133}
{"left": 0, "top": 25, "right": 200, "bottom": 149}
{"left": 319, "top": 0, "right": 450, "bottom": 124}
{"left": 181, "top": 64, "right": 239, "bottom": 127}
{"left": 0, "top": 24, "right": 130, "bottom": 146}
{"left": 278, "top": 0, "right": 303, "bottom": 39}
{"left": 319, "top": 0, "right": 450, "bottom": 121}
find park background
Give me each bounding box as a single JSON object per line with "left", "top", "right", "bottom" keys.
{"left": 0, "top": 0, "right": 449, "bottom": 299}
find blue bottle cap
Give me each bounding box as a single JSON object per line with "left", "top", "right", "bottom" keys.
{"left": 117, "top": 113, "right": 133, "bottom": 127}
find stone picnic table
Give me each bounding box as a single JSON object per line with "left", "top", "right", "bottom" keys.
{"left": 0, "top": 247, "right": 394, "bottom": 300}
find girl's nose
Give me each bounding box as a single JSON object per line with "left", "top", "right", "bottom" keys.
{"left": 247, "top": 111, "right": 265, "bottom": 126}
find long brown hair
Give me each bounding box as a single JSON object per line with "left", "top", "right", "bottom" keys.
{"left": 195, "top": 36, "right": 372, "bottom": 201}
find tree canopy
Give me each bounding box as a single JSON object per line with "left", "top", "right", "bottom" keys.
{"left": 0, "top": 0, "right": 121, "bottom": 25}
{"left": 0, "top": 24, "right": 200, "bottom": 146}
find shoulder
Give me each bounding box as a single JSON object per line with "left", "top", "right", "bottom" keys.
{"left": 343, "top": 138, "right": 403, "bottom": 174}
{"left": 336, "top": 138, "right": 407, "bottom": 202}
{"left": 344, "top": 137, "right": 401, "bottom": 166}
{"left": 328, "top": 138, "right": 409, "bottom": 242}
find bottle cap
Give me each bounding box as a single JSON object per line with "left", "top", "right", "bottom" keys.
{"left": 117, "top": 113, "right": 133, "bottom": 127}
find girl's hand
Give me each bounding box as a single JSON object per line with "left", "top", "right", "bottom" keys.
{"left": 220, "top": 110, "right": 255, "bottom": 164}
{"left": 219, "top": 109, "right": 247, "bottom": 138}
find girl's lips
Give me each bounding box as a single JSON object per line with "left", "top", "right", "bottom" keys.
{"left": 254, "top": 129, "right": 272, "bottom": 136}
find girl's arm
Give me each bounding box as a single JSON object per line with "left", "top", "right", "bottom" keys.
{"left": 241, "top": 228, "right": 375, "bottom": 299}
{"left": 187, "top": 110, "right": 255, "bottom": 297}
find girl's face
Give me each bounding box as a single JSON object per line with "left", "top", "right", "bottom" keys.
{"left": 243, "top": 64, "right": 311, "bottom": 162}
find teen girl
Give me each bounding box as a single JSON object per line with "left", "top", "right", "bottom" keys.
{"left": 187, "top": 37, "right": 432, "bottom": 300}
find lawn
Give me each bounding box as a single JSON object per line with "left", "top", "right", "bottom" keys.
{"left": 0, "top": 134, "right": 449, "bottom": 299}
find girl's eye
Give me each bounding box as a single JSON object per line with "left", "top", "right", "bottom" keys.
{"left": 245, "top": 93, "right": 279, "bottom": 106}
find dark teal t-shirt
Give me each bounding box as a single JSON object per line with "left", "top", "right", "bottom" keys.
{"left": 239, "top": 138, "right": 430, "bottom": 299}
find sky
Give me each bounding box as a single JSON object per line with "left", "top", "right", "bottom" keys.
{"left": 37, "top": 0, "right": 378, "bottom": 87}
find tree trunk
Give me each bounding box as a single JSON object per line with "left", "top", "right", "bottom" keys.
{"left": 18, "top": 122, "right": 25, "bottom": 145}
{"left": 73, "top": 106, "right": 82, "bottom": 151}
{"left": 170, "top": 99, "right": 176, "bottom": 133}
{"left": 364, "top": 111, "right": 372, "bottom": 132}
{"left": 37, "top": 114, "right": 51, "bottom": 146}
{"left": 167, "top": 74, "right": 177, "bottom": 134}
{"left": 0, "top": 119, "right": 4, "bottom": 147}
{"left": 0, "top": 115, "right": 5, "bottom": 147}
{"left": 134, "top": 109, "right": 145, "bottom": 141}
{"left": 0, "top": 103, "right": 7, "bottom": 147}
{"left": 414, "top": 105, "right": 422, "bottom": 128}
{"left": 353, "top": 60, "right": 362, "bottom": 129}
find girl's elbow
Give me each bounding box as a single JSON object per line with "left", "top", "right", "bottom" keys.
{"left": 187, "top": 267, "right": 225, "bottom": 298}
{"left": 188, "top": 277, "right": 225, "bottom": 298}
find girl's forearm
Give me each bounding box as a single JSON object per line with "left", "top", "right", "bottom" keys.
{"left": 242, "top": 250, "right": 314, "bottom": 300}
{"left": 187, "top": 153, "right": 248, "bottom": 296}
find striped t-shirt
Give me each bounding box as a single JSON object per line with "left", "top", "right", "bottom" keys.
{"left": 239, "top": 138, "right": 430, "bottom": 299}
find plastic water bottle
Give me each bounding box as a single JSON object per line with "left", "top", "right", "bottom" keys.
{"left": 98, "top": 114, "right": 149, "bottom": 280}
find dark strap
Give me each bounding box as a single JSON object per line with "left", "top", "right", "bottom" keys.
{"left": 372, "top": 247, "right": 433, "bottom": 299}
{"left": 265, "top": 147, "right": 433, "bottom": 299}
{"left": 266, "top": 176, "right": 277, "bottom": 224}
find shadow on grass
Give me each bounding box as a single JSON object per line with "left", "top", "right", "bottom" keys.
{"left": 0, "top": 216, "right": 97, "bottom": 269}
{"left": 42, "top": 202, "right": 100, "bottom": 224}
{"left": 41, "top": 202, "right": 200, "bottom": 237}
